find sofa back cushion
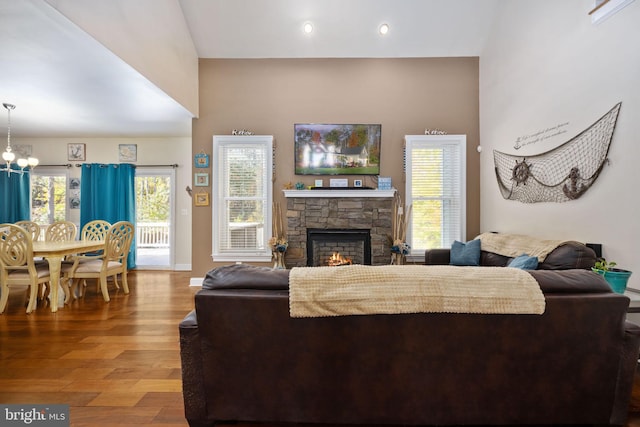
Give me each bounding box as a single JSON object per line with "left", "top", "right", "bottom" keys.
{"left": 529, "top": 269, "right": 612, "bottom": 293}
{"left": 203, "top": 264, "right": 290, "bottom": 291}
{"left": 537, "top": 241, "right": 596, "bottom": 270}
{"left": 475, "top": 241, "right": 596, "bottom": 270}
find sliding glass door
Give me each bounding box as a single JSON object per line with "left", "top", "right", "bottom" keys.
{"left": 135, "top": 168, "right": 175, "bottom": 269}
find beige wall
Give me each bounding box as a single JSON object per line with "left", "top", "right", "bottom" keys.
{"left": 192, "top": 57, "right": 480, "bottom": 277}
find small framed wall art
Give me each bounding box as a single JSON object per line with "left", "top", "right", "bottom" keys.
{"left": 69, "top": 190, "right": 80, "bottom": 209}
{"left": 195, "top": 191, "right": 210, "bottom": 207}
{"left": 69, "top": 178, "right": 80, "bottom": 189}
{"left": 194, "top": 172, "right": 209, "bottom": 187}
{"left": 194, "top": 152, "right": 210, "bottom": 168}
{"left": 119, "top": 144, "right": 137, "bottom": 162}
{"left": 68, "top": 143, "right": 86, "bottom": 161}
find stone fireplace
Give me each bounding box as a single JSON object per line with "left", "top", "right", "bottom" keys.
{"left": 284, "top": 189, "right": 395, "bottom": 267}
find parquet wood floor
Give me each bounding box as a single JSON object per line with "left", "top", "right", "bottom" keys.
{"left": 2, "top": 269, "right": 640, "bottom": 427}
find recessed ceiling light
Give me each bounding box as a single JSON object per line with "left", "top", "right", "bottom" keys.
{"left": 379, "top": 23, "right": 389, "bottom": 35}
{"left": 303, "top": 22, "right": 313, "bottom": 34}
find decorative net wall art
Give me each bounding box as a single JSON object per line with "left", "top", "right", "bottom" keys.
{"left": 493, "top": 103, "right": 621, "bottom": 203}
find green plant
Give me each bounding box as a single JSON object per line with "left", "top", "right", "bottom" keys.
{"left": 594, "top": 259, "right": 617, "bottom": 271}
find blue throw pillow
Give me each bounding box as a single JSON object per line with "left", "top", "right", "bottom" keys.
{"left": 508, "top": 254, "right": 539, "bottom": 270}
{"left": 450, "top": 239, "right": 481, "bottom": 266}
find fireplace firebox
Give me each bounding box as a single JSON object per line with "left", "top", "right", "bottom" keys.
{"left": 307, "top": 228, "right": 371, "bottom": 267}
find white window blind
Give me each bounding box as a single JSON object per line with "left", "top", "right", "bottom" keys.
{"left": 212, "top": 135, "right": 273, "bottom": 262}
{"left": 405, "top": 135, "right": 466, "bottom": 253}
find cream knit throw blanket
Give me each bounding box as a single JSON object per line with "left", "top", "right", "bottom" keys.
{"left": 289, "top": 265, "right": 545, "bottom": 318}
{"left": 476, "top": 232, "right": 567, "bottom": 262}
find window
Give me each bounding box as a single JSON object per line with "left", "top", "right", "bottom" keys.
{"left": 31, "top": 168, "right": 69, "bottom": 232}
{"left": 212, "top": 135, "right": 273, "bottom": 262}
{"left": 405, "top": 135, "right": 466, "bottom": 254}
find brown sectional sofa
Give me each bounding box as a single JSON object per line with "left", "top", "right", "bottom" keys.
{"left": 425, "top": 240, "right": 599, "bottom": 270}
{"left": 180, "top": 243, "right": 640, "bottom": 426}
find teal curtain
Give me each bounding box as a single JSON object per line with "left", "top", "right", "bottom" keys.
{"left": 80, "top": 163, "right": 136, "bottom": 268}
{"left": 0, "top": 166, "right": 31, "bottom": 223}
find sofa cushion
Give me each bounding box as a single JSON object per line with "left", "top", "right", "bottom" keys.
{"left": 537, "top": 241, "right": 597, "bottom": 270}
{"left": 508, "top": 254, "right": 539, "bottom": 270}
{"left": 529, "top": 269, "right": 612, "bottom": 294}
{"left": 450, "top": 239, "right": 481, "bottom": 266}
{"left": 202, "top": 264, "right": 290, "bottom": 291}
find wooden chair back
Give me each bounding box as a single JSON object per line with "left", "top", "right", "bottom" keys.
{"left": 0, "top": 223, "right": 32, "bottom": 269}
{"left": 105, "top": 221, "right": 134, "bottom": 265}
{"left": 15, "top": 220, "right": 41, "bottom": 242}
{"left": 45, "top": 221, "right": 78, "bottom": 242}
{"left": 81, "top": 220, "right": 111, "bottom": 242}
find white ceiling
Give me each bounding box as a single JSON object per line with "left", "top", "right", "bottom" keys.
{"left": 0, "top": 0, "right": 500, "bottom": 139}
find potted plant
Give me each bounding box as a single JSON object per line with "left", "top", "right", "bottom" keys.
{"left": 592, "top": 259, "right": 632, "bottom": 294}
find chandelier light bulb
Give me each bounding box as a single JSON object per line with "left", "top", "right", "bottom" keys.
{"left": 2, "top": 149, "right": 15, "bottom": 162}
{"left": 28, "top": 157, "right": 39, "bottom": 167}
{"left": 17, "top": 158, "right": 29, "bottom": 168}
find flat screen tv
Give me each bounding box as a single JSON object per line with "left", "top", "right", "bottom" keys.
{"left": 294, "top": 123, "right": 381, "bottom": 175}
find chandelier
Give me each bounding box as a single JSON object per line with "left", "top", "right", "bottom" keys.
{"left": 1, "top": 103, "right": 38, "bottom": 175}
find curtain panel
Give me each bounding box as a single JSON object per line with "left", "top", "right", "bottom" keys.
{"left": 80, "top": 163, "right": 136, "bottom": 268}
{"left": 0, "top": 166, "right": 31, "bottom": 223}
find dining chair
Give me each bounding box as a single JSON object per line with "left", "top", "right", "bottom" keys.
{"left": 68, "top": 220, "right": 111, "bottom": 299}
{"left": 45, "top": 221, "right": 78, "bottom": 242}
{"left": 66, "top": 221, "right": 134, "bottom": 302}
{"left": 0, "top": 224, "right": 51, "bottom": 314}
{"left": 15, "top": 220, "right": 41, "bottom": 242}
{"left": 16, "top": 220, "right": 45, "bottom": 266}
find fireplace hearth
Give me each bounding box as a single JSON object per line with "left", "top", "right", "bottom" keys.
{"left": 307, "top": 228, "right": 371, "bottom": 267}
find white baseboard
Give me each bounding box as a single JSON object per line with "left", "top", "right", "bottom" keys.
{"left": 174, "top": 263, "right": 191, "bottom": 271}
{"left": 190, "top": 277, "right": 204, "bottom": 287}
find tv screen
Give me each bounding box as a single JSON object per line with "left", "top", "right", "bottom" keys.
{"left": 294, "top": 123, "right": 381, "bottom": 175}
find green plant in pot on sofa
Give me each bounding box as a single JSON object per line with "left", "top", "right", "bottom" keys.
{"left": 592, "top": 258, "right": 632, "bottom": 294}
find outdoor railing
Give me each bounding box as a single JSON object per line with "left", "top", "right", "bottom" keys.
{"left": 137, "top": 221, "right": 170, "bottom": 248}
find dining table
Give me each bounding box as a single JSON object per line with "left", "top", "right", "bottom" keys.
{"left": 32, "top": 239, "right": 105, "bottom": 312}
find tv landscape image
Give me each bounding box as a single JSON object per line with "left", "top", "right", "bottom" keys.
{"left": 294, "top": 124, "right": 381, "bottom": 175}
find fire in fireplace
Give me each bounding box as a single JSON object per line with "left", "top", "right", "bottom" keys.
{"left": 327, "top": 252, "right": 353, "bottom": 267}
{"left": 307, "top": 228, "right": 371, "bottom": 267}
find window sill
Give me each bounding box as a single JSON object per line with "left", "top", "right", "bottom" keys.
{"left": 211, "top": 254, "right": 272, "bottom": 263}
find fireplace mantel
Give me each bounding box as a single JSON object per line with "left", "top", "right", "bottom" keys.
{"left": 283, "top": 188, "right": 396, "bottom": 198}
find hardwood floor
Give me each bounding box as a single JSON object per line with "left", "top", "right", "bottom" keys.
{"left": 0, "top": 270, "right": 196, "bottom": 427}
{"left": 2, "top": 269, "right": 640, "bottom": 427}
